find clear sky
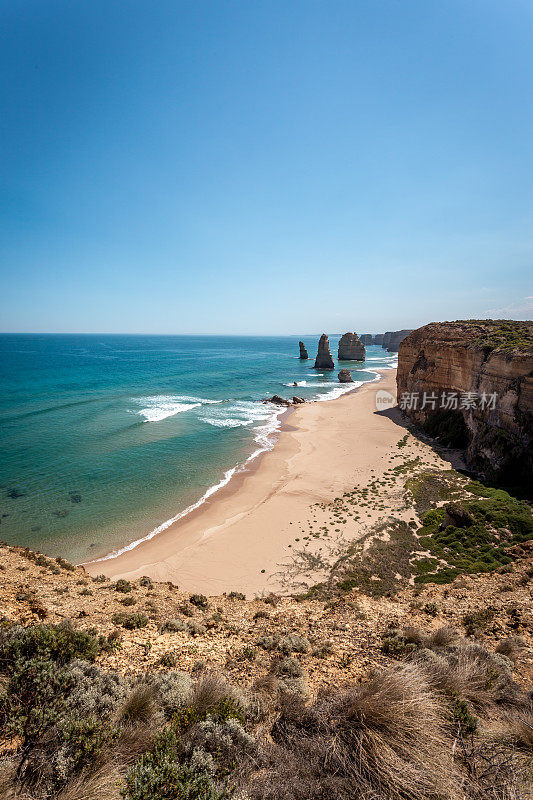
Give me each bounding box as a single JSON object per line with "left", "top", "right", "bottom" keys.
{"left": 1, "top": 0, "right": 532, "bottom": 334}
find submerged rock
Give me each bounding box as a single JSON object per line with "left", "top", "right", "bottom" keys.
{"left": 313, "top": 334, "right": 334, "bottom": 370}
{"left": 7, "top": 488, "right": 26, "bottom": 499}
{"left": 338, "top": 369, "right": 353, "bottom": 383}
{"left": 299, "top": 341, "right": 309, "bottom": 359}
{"left": 338, "top": 332, "right": 365, "bottom": 361}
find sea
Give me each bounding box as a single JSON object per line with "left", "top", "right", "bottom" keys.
{"left": 0, "top": 334, "right": 397, "bottom": 564}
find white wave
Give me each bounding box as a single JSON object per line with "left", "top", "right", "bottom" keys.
{"left": 199, "top": 400, "right": 275, "bottom": 430}
{"left": 199, "top": 417, "right": 252, "bottom": 428}
{"left": 133, "top": 394, "right": 221, "bottom": 422}
{"left": 283, "top": 380, "right": 307, "bottom": 387}
{"left": 138, "top": 401, "right": 201, "bottom": 422}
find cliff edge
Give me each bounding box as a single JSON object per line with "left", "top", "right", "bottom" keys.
{"left": 397, "top": 319, "right": 533, "bottom": 485}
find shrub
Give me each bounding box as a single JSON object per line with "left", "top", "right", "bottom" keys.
{"left": 139, "top": 576, "right": 153, "bottom": 588}
{"left": 63, "top": 660, "right": 129, "bottom": 718}
{"left": 111, "top": 613, "right": 148, "bottom": 630}
{"left": 160, "top": 619, "right": 187, "bottom": 634}
{"left": 462, "top": 609, "right": 494, "bottom": 637}
{"left": 114, "top": 579, "right": 132, "bottom": 594}
{"left": 0, "top": 621, "right": 103, "bottom": 668}
{"left": 190, "top": 594, "right": 209, "bottom": 610}
{"left": 148, "top": 671, "right": 193, "bottom": 717}
{"left": 228, "top": 591, "right": 245, "bottom": 601}
{"left": 122, "top": 728, "right": 226, "bottom": 800}
{"left": 279, "top": 634, "right": 311, "bottom": 655}
{"left": 120, "top": 596, "right": 136, "bottom": 607}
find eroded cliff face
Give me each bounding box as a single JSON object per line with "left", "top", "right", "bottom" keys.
{"left": 397, "top": 321, "right": 533, "bottom": 485}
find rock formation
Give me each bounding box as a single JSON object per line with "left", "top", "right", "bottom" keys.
{"left": 314, "top": 334, "right": 335, "bottom": 370}
{"left": 265, "top": 395, "right": 307, "bottom": 406}
{"left": 382, "top": 331, "right": 394, "bottom": 349}
{"left": 396, "top": 320, "right": 533, "bottom": 485}
{"left": 265, "top": 395, "right": 292, "bottom": 406}
{"left": 360, "top": 334, "right": 373, "bottom": 345}
{"left": 338, "top": 332, "right": 365, "bottom": 361}
{"left": 373, "top": 334, "right": 384, "bottom": 345}
{"left": 299, "top": 341, "right": 308, "bottom": 359}
{"left": 338, "top": 369, "right": 353, "bottom": 383}
{"left": 386, "top": 330, "right": 413, "bottom": 352}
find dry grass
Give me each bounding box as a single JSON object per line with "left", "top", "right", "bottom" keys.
{"left": 247, "top": 663, "right": 457, "bottom": 800}
{"left": 115, "top": 683, "right": 158, "bottom": 725}
{"left": 55, "top": 765, "right": 122, "bottom": 800}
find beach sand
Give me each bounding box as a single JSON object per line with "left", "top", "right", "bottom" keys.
{"left": 85, "top": 369, "right": 452, "bottom": 595}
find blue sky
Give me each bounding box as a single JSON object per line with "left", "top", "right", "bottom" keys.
{"left": 1, "top": 0, "right": 532, "bottom": 334}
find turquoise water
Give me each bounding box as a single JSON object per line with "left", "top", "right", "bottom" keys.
{"left": 0, "top": 335, "right": 396, "bottom": 563}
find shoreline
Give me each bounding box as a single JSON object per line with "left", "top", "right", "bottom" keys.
{"left": 85, "top": 369, "right": 421, "bottom": 594}
{"left": 81, "top": 374, "right": 381, "bottom": 569}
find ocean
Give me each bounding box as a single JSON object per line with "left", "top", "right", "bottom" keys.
{"left": 0, "top": 334, "right": 397, "bottom": 564}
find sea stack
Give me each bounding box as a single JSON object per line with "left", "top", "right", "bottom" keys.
{"left": 314, "top": 334, "right": 335, "bottom": 370}
{"left": 299, "top": 341, "right": 308, "bottom": 359}
{"left": 338, "top": 369, "right": 353, "bottom": 383}
{"left": 338, "top": 332, "right": 365, "bottom": 361}
{"left": 360, "top": 334, "right": 373, "bottom": 345}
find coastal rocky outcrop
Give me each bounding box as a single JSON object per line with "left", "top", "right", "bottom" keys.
{"left": 362, "top": 330, "right": 412, "bottom": 351}
{"left": 338, "top": 332, "right": 365, "bottom": 361}
{"left": 265, "top": 395, "right": 307, "bottom": 406}
{"left": 338, "top": 369, "right": 353, "bottom": 383}
{"left": 314, "top": 334, "right": 335, "bottom": 370}
{"left": 396, "top": 320, "right": 533, "bottom": 484}
{"left": 299, "top": 341, "right": 308, "bottom": 359}
{"left": 386, "top": 329, "right": 413, "bottom": 352}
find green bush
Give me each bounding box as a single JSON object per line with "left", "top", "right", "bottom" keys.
{"left": 190, "top": 594, "right": 209, "bottom": 610}
{"left": 112, "top": 612, "right": 149, "bottom": 630}
{"left": 0, "top": 621, "right": 103, "bottom": 668}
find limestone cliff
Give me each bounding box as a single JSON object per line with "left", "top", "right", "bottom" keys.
{"left": 338, "top": 332, "right": 365, "bottom": 361}
{"left": 314, "top": 333, "right": 335, "bottom": 369}
{"left": 396, "top": 320, "right": 533, "bottom": 485}
{"left": 386, "top": 329, "right": 413, "bottom": 352}
{"left": 360, "top": 334, "right": 373, "bottom": 345}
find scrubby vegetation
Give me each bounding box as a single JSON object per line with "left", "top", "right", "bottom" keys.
{"left": 413, "top": 481, "right": 533, "bottom": 584}
{"left": 0, "top": 619, "right": 531, "bottom": 799}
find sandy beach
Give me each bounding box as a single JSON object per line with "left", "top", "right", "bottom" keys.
{"left": 85, "top": 369, "right": 450, "bottom": 595}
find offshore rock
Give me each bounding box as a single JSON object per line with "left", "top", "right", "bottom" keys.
{"left": 314, "top": 334, "right": 335, "bottom": 370}
{"left": 338, "top": 332, "right": 365, "bottom": 361}
{"left": 292, "top": 396, "right": 306, "bottom": 404}
{"left": 299, "top": 341, "right": 309, "bottom": 359}
{"left": 360, "top": 334, "right": 373, "bottom": 345}
{"left": 265, "top": 395, "right": 292, "bottom": 406}
{"left": 386, "top": 330, "right": 413, "bottom": 352}
{"left": 382, "top": 331, "right": 394, "bottom": 349}
{"left": 338, "top": 369, "right": 353, "bottom": 383}
{"left": 373, "top": 333, "right": 384, "bottom": 346}
{"left": 396, "top": 320, "right": 533, "bottom": 486}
